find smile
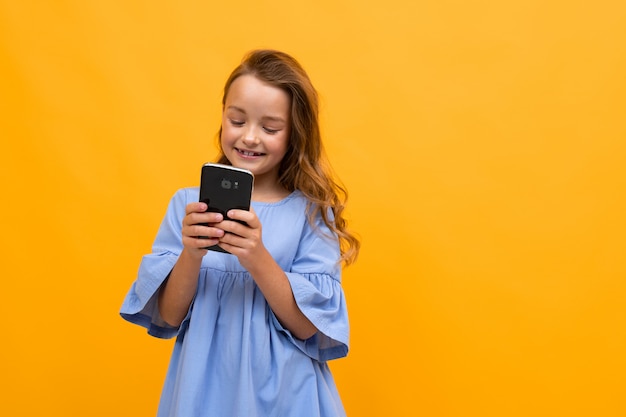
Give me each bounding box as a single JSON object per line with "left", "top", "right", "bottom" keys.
{"left": 236, "top": 148, "right": 265, "bottom": 157}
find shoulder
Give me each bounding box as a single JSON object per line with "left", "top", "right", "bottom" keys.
{"left": 170, "top": 187, "right": 200, "bottom": 205}
{"left": 251, "top": 191, "right": 307, "bottom": 228}
{"left": 160, "top": 187, "right": 199, "bottom": 219}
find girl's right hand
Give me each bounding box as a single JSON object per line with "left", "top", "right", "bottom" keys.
{"left": 181, "top": 202, "right": 225, "bottom": 257}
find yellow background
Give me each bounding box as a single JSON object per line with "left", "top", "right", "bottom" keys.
{"left": 1, "top": 1, "right": 625, "bottom": 416}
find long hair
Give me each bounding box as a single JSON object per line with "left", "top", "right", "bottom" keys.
{"left": 216, "top": 49, "right": 360, "bottom": 265}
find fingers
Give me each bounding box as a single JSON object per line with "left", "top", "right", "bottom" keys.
{"left": 182, "top": 203, "right": 225, "bottom": 251}
{"left": 182, "top": 206, "right": 262, "bottom": 256}
{"left": 215, "top": 209, "right": 261, "bottom": 252}
{"left": 225, "top": 208, "right": 259, "bottom": 229}
{"left": 216, "top": 212, "right": 258, "bottom": 240}
{"left": 184, "top": 203, "right": 223, "bottom": 225}
{"left": 185, "top": 223, "right": 225, "bottom": 239}
{"left": 182, "top": 222, "right": 225, "bottom": 254}
{"left": 184, "top": 211, "right": 223, "bottom": 228}
{"left": 186, "top": 201, "right": 207, "bottom": 215}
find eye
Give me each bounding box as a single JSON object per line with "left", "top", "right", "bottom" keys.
{"left": 263, "top": 127, "right": 279, "bottom": 134}
{"left": 229, "top": 119, "right": 244, "bottom": 127}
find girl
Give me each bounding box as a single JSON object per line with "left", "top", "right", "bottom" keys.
{"left": 120, "top": 49, "right": 360, "bottom": 417}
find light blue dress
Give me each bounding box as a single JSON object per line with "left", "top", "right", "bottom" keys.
{"left": 120, "top": 188, "right": 349, "bottom": 417}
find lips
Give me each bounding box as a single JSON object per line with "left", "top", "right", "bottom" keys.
{"left": 236, "top": 147, "right": 265, "bottom": 157}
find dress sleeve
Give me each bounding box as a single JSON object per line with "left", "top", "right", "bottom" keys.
{"left": 119, "top": 188, "right": 193, "bottom": 339}
{"left": 272, "top": 210, "right": 350, "bottom": 362}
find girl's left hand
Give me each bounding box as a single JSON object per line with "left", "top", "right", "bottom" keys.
{"left": 215, "top": 207, "right": 267, "bottom": 267}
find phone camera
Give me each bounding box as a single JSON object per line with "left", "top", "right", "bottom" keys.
{"left": 221, "top": 179, "right": 232, "bottom": 189}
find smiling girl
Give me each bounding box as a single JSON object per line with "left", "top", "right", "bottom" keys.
{"left": 121, "top": 49, "right": 360, "bottom": 417}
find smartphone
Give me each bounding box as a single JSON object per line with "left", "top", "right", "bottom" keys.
{"left": 198, "top": 163, "right": 254, "bottom": 253}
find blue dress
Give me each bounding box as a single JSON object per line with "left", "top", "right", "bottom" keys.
{"left": 120, "top": 188, "right": 349, "bottom": 417}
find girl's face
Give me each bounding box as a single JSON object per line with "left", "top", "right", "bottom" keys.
{"left": 221, "top": 75, "right": 291, "bottom": 188}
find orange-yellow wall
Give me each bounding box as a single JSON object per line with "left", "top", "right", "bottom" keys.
{"left": 1, "top": 1, "right": 625, "bottom": 416}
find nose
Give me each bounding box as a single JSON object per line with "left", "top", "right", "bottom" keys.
{"left": 241, "top": 128, "right": 260, "bottom": 146}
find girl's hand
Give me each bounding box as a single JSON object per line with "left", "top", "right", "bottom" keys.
{"left": 218, "top": 208, "right": 318, "bottom": 340}
{"left": 215, "top": 207, "right": 266, "bottom": 267}
{"left": 181, "top": 202, "right": 225, "bottom": 258}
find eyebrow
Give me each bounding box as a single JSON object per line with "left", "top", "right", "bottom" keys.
{"left": 226, "top": 105, "right": 287, "bottom": 123}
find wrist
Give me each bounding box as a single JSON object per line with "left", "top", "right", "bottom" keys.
{"left": 243, "top": 248, "right": 276, "bottom": 276}
{"left": 180, "top": 246, "right": 206, "bottom": 263}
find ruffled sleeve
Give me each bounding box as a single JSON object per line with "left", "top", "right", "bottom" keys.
{"left": 120, "top": 188, "right": 194, "bottom": 339}
{"left": 273, "top": 210, "right": 350, "bottom": 362}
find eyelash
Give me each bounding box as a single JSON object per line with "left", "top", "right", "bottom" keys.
{"left": 229, "top": 119, "right": 279, "bottom": 134}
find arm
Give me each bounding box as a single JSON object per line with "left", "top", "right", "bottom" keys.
{"left": 217, "top": 208, "right": 318, "bottom": 340}
{"left": 157, "top": 202, "right": 225, "bottom": 327}
{"left": 244, "top": 249, "right": 318, "bottom": 340}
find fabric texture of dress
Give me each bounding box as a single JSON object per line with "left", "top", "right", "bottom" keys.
{"left": 120, "top": 187, "right": 349, "bottom": 417}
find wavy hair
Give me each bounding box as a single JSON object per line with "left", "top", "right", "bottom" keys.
{"left": 216, "top": 49, "right": 360, "bottom": 265}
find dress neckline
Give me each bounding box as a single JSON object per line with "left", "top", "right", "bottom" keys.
{"left": 251, "top": 190, "right": 300, "bottom": 207}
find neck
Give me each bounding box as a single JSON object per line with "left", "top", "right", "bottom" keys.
{"left": 252, "top": 178, "right": 290, "bottom": 203}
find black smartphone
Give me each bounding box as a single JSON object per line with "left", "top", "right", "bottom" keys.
{"left": 198, "top": 163, "right": 254, "bottom": 253}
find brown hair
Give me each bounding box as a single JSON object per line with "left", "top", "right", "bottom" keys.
{"left": 216, "top": 49, "right": 360, "bottom": 265}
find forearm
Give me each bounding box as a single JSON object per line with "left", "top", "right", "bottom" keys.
{"left": 244, "top": 250, "right": 318, "bottom": 340}
{"left": 158, "top": 248, "right": 203, "bottom": 327}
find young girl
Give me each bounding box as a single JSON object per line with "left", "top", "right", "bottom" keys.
{"left": 120, "top": 49, "right": 360, "bottom": 416}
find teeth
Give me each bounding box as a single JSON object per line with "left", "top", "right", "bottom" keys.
{"left": 240, "top": 149, "right": 261, "bottom": 156}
